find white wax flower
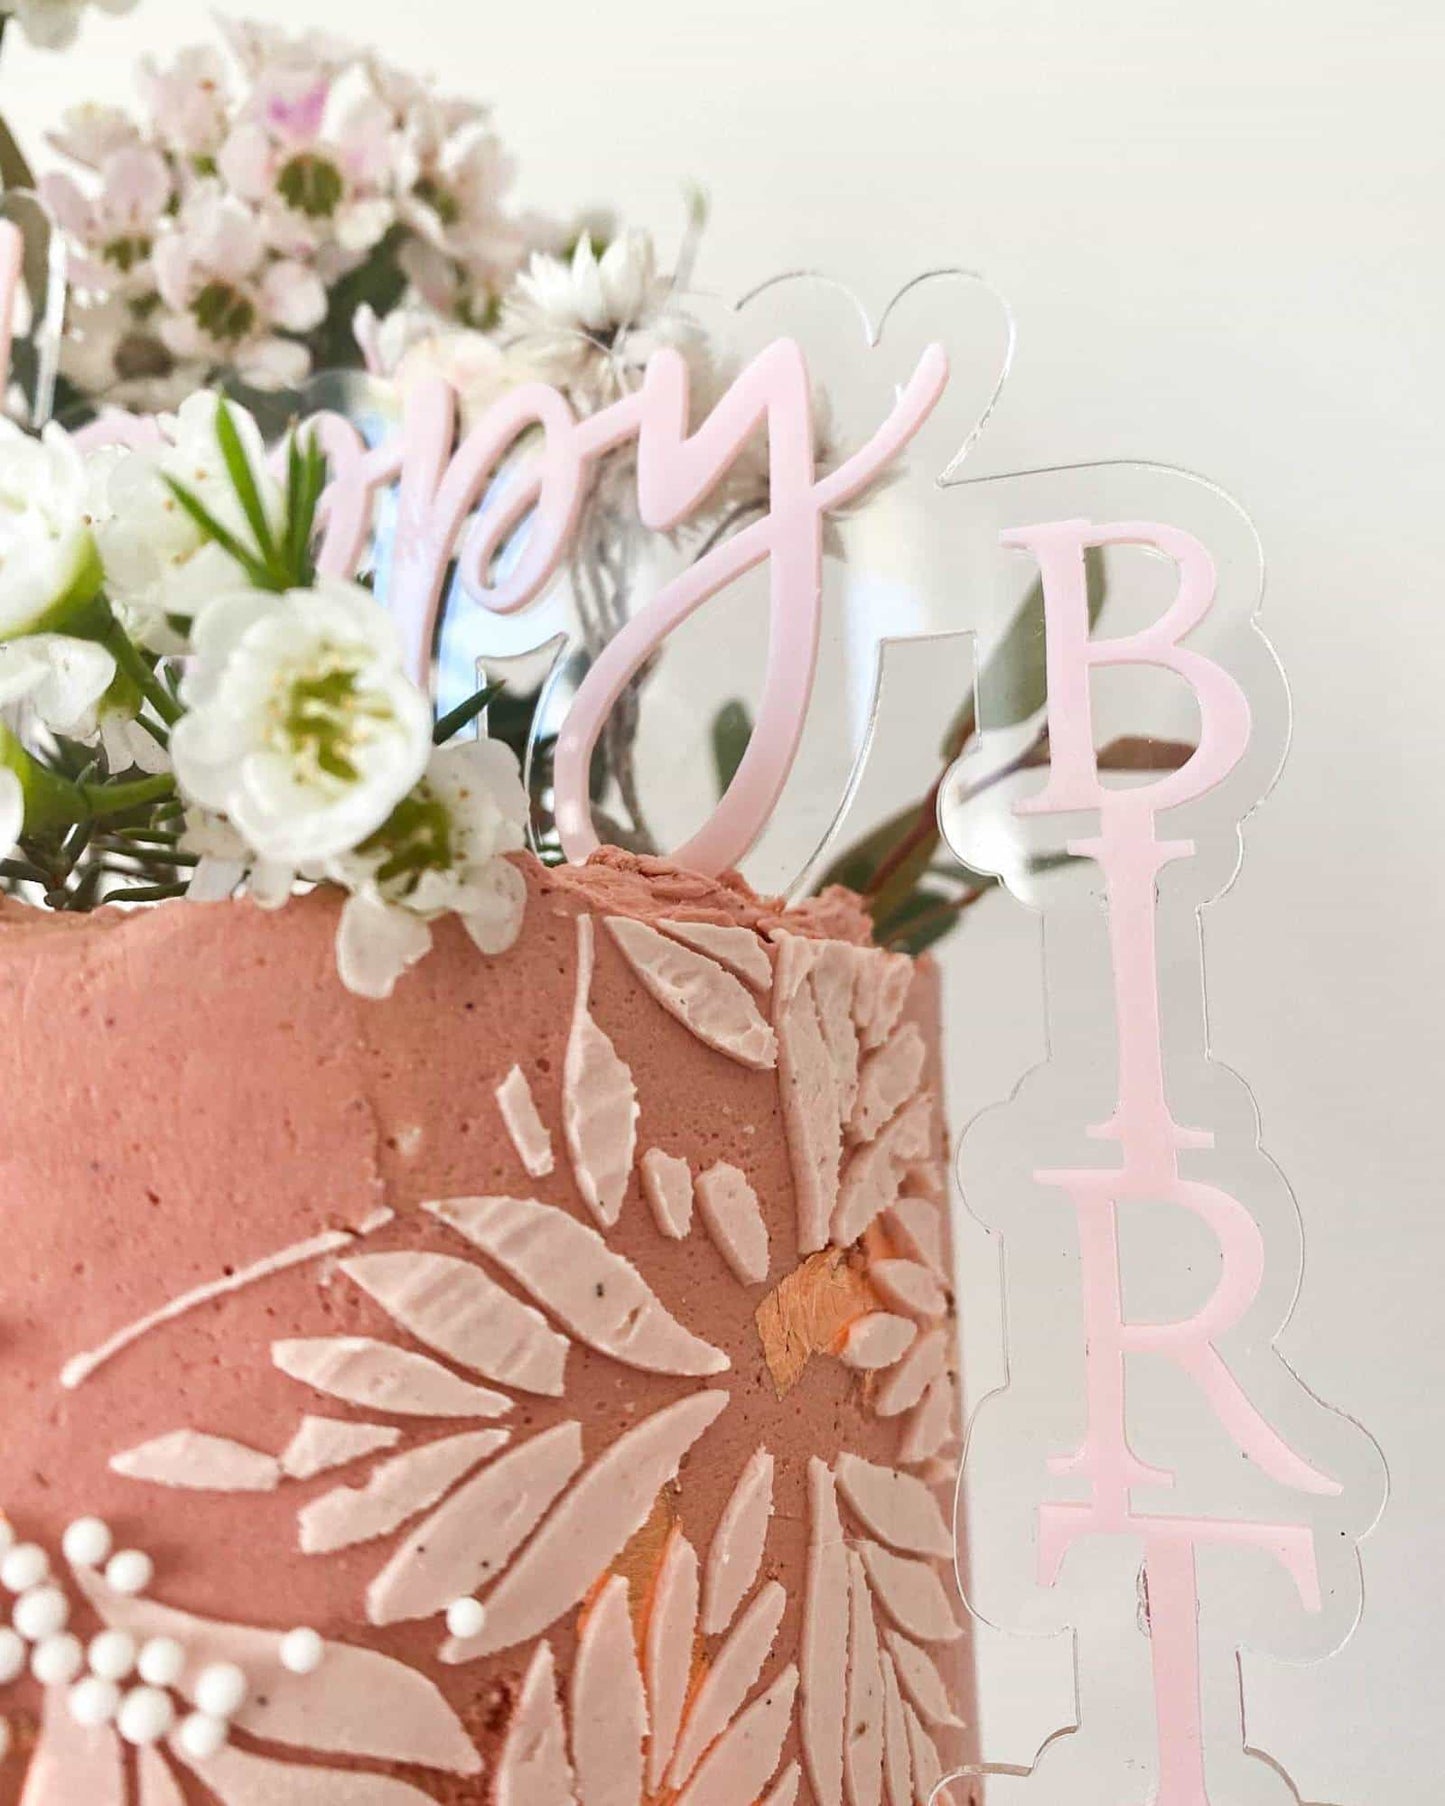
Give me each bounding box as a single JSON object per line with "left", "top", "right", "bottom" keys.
{"left": 170, "top": 579, "right": 432, "bottom": 867}
{"left": 152, "top": 182, "right": 325, "bottom": 390}
{"left": 0, "top": 633, "right": 116, "bottom": 738}
{"left": 179, "top": 806, "right": 293, "bottom": 907}
{"left": 332, "top": 737, "right": 528, "bottom": 1000}
{"left": 0, "top": 767, "right": 22, "bottom": 865}
{"left": 0, "top": 420, "right": 101, "bottom": 638}
{"left": 90, "top": 393, "right": 282, "bottom": 650}
{"left": 5, "top": 0, "right": 136, "bottom": 52}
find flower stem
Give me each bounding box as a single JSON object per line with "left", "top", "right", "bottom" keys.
{"left": 101, "top": 624, "right": 182, "bottom": 729}
{"left": 0, "top": 723, "right": 86, "bottom": 837}
{"left": 113, "top": 882, "right": 189, "bottom": 903}
{"left": 82, "top": 773, "right": 176, "bottom": 820}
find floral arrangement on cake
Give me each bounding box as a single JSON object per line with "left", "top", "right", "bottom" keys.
{"left": 0, "top": 4, "right": 1186, "bottom": 998}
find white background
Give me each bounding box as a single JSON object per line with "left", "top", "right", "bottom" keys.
{"left": 4, "top": 1, "right": 1442, "bottom": 1797}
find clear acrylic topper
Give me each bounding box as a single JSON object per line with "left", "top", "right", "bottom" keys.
{"left": 1, "top": 188, "right": 1388, "bottom": 1803}
{"left": 935, "top": 467, "right": 1388, "bottom": 1803}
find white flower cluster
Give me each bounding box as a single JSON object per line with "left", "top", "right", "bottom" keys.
{"left": 0, "top": 395, "right": 528, "bottom": 1000}
{"left": 40, "top": 17, "right": 528, "bottom": 400}
{"left": 2, "top": 0, "right": 135, "bottom": 51}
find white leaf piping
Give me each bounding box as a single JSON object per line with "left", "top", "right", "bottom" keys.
{"left": 640, "top": 1147, "right": 694, "bottom": 1240}
{"left": 801, "top": 1459, "right": 849, "bottom": 1806}
{"left": 835, "top": 1454, "right": 954, "bottom": 1559}
{"left": 839, "top": 1314, "right": 918, "bottom": 1372}
{"left": 442, "top": 1390, "right": 729, "bottom": 1662}
{"left": 669, "top": 1581, "right": 785, "bottom": 1788}
{"left": 495, "top": 1642, "right": 577, "bottom": 1806}
{"left": 272, "top": 1336, "right": 511, "bottom": 1419}
{"left": 110, "top": 1430, "right": 281, "bottom": 1493}
{"left": 428, "top": 1194, "right": 728, "bottom": 1376}
{"left": 702, "top": 1446, "right": 774, "bottom": 1636}
{"left": 645, "top": 1528, "right": 699, "bottom": 1792}
{"left": 673, "top": 1665, "right": 798, "bottom": 1806}
{"left": 656, "top": 917, "right": 774, "bottom": 992}
{"left": 497, "top": 1064, "right": 556, "bottom": 1178}
{"left": 695, "top": 1162, "right": 770, "bottom": 1285}
{"left": 60, "top": 1227, "right": 363, "bottom": 1391}
{"left": 341, "top": 1250, "right": 568, "bottom": 1397}
{"left": 563, "top": 914, "right": 639, "bottom": 1227}
{"left": 570, "top": 1574, "right": 647, "bottom": 1806}
{"left": 856, "top": 1541, "right": 963, "bottom": 1644}
{"left": 605, "top": 915, "right": 778, "bottom": 1070}
{"left": 280, "top": 1416, "right": 401, "bottom": 1481}
{"left": 299, "top": 1429, "right": 509, "bottom": 1555}
{"left": 845, "top": 1550, "right": 885, "bottom": 1806}
{"left": 75, "top": 1569, "right": 480, "bottom": 1775}
{"left": 367, "top": 1421, "right": 584, "bottom": 1628}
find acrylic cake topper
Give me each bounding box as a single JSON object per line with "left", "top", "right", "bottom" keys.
{"left": 0, "top": 193, "right": 1387, "bottom": 1802}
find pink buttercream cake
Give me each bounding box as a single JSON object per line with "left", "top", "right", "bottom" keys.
{"left": 0, "top": 851, "right": 976, "bottom": 1805}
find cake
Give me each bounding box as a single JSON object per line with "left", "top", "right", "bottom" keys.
{"left": 0, "top": 849, "right": 975, "bottom": 1804}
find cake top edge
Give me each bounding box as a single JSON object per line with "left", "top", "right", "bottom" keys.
{"left": 0, "top": 847, "right": 878, "bottom": 949}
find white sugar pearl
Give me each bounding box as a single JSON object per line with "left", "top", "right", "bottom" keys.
{"left": 62, "top": 1518, "right": 113, "bottom": 1570}
{"left": 88, "top": 1630, "right": 137, "bottom": 1683}
{"left": 68, "top": 1675, "right": 121, "bottom": 1728}
{"left": 193, "top": 1661, "right": 247, "bottom": 1719}
{"left": 13, "top": 1585, "right": 69, "bottom": 1642}
{"left": 279, "top": 1627, "right": 323, "bottom": 1675}
{"left": 175, "top": 1711, "right": 229, "bottom": 1761}
{"left": 104, "top": 1550, "right": 153, "bottom": 1597}
{"left": 1, "top": 1544, "right": 49, "bottom": 1594}
{"left": 136, "top": 1636, "right": 185, "bottom": 1688}
{"left": 31, "top": 1633, "right": 83, "bottom": 1686}
{"left": 444, "top": 1597, "right": 486, "bottom": 1639}
{"left": 0, "top": 1627, "right": 26, "bottom": 1685}
{"left": 117, "top": 1685, "right": 175, "bottom": 1746}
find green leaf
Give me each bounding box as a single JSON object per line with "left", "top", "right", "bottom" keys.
{"left": 162, "top": 475, "right": 276, "bottom": 590}
{"left": 310, "top": 223, "right": 408, "bottom": 370}
{"left": 711, "top": 699, "right": 752, "bottom": 796}
{"left": 433, "top": 679, "right": 506, "bottom": 745}
{"left": 876, "top": 881, "right": 994, "bottom": 956}
{"left": 818, "top": 803, "right": 923, "bottom": 894}
{"left": 81, "top": 772, "right": 176, "bottom": 821}
{"left": 283, "top": 428, "right": 327, "bottom": 587}
{"left": 0, "top": 722, "right": 85, "bottom": 838}
{"left": 1095, "top": 735, "right": 1194, "bottom": 773}
{"left": 957, "top": 546, "right": 1108, "bottom": 741}
{"left": 0, "top": 111, "right": 35, "bottom": 193}
{"left": 213, "top": 397, "right": 280, "bottom": 577}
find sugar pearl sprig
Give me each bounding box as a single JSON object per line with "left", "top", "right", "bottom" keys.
{"left": 0, "top": 1510, "right": 329, "bottom": 1759}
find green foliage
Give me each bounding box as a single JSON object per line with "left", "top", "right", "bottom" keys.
{"left": 710, "top": 699, "right": 752, "bottom": 794}
{"left": 818, "top": 549, "right": 1112, "bottom": 953}
{"left": 433, "top": 680, "right": 506, "bottom": 746}
{"left": 164, "top": 399, "right": 328, "bottom": 594}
